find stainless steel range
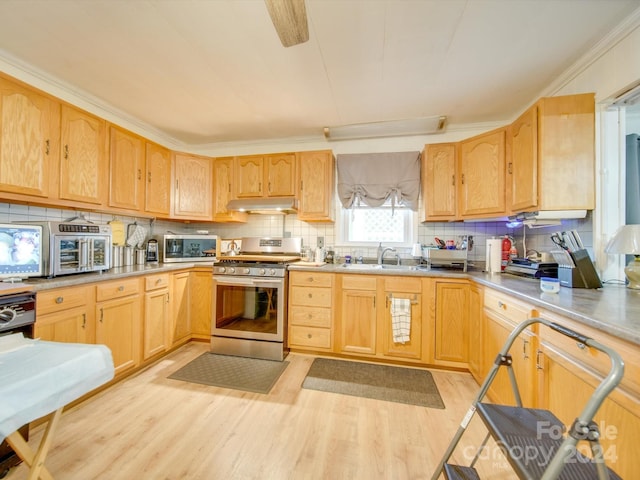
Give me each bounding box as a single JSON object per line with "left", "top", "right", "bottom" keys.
{"left": 211, "top": 237, "right": 302, "bottom": 361}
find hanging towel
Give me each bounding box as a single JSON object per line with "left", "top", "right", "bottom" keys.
{"left": 391, "top": 298, "right": 411, "bottom": 344}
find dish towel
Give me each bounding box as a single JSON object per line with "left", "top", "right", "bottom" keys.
{"left": 391, "top": 298, "right": 411, "bottom": 344}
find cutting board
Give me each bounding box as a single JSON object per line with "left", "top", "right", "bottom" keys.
{"left": 293, "top": 261, "right": 326, "bottom": 267}
{"left": 109, "top": 220, "right": 126, "bottom": 245}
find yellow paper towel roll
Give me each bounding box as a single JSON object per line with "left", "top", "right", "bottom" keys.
{"left": 486, "top": 238, "right": 502, "bottom": 273}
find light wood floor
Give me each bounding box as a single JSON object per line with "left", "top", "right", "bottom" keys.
{"left": 9, "top": 343, "right": 515, "bottom": 479}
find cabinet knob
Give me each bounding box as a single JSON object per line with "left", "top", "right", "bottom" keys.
{"left": 55, "top": 296, "right": 64, "bottom": 304}
{"left": 307, "top": 334, "right": 312, "bottom": 339}
{"left": 498, "top": 301, "right": 506, "bottom": 309}
{"left": 308, "top": 293, "right": 312, "bottom": 298}
{"left": 118, "top": 285, "right": 124, "bottom": 292}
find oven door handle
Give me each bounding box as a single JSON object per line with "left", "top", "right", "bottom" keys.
{"left": 214, "top": 277, "right": 282, "bottom": 287}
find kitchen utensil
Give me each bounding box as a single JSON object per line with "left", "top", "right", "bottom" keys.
{"left": 561, "top": 231, "right": 577, "bottom": 252}
{"left": 571, "top": 230, "right": 584, "bottom": 249}
{"left": 550, "top": 233, "right": 569, "bottom": 251}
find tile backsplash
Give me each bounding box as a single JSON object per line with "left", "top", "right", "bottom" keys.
{"left": 1, "top": 202, "right": 593, "bottom": 267}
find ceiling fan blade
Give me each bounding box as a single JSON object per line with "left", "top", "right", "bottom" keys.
{"left": 264, "top": 0, "right": 309, "bottom": 47}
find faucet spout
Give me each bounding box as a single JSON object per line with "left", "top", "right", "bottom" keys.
{"left": 378, "top": 246, "right": 396, "bottom": 265}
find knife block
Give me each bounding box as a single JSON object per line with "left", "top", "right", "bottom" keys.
{"left": 558, "top": 249, "right": 602, "bottom": 289}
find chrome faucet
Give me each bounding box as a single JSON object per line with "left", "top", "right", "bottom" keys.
{"left": 377, "top": 245, "right": 396, "bottom": 265}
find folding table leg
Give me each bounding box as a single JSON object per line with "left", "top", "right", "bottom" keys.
{"left": 6, "top": 407, "right": 62, "bottom": 480}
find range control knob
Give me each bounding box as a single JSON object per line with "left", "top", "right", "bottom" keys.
{"left": 269, "top": 269, "right": 277, "bottom": 276}
{"left": 218, "top": 267, "right": 226, "bottom": 274}
{"left": 242, "top": 267, "right": 251, "bottom": 275}
{"left": 258, "top": 268, "right": 266, "bottom": 276}
{"left": 228, "top": 267, "right": 236, "bottom": 274}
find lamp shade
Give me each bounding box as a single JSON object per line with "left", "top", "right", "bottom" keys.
{"left": 604, "top": 225, "right": 640, "bottom": 254}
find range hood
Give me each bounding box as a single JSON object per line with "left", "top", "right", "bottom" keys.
{"left": 226, "top": 198, "right": 298, "bottom": 214}
{"left": 508, "top": 210, "right": 587, "bottom": 228}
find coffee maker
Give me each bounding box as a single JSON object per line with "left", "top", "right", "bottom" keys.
{"left": 146, "top": 239, "right": 159, "bottom": 263}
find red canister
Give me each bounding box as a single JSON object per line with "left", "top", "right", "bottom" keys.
{"left": 501, "top": 236, "right": 511, "bottom": 271}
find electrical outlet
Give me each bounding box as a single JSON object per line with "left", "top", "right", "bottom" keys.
{"left": 284, "top": 231, "right": 291, "bottom": 238}
{"left": 317, "top": 237, "right": 324, "bottom": 248}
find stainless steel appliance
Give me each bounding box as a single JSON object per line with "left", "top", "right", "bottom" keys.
{"left": 211, "top": 237, "right": 302, "bottom": 361}
{"left": 25, "top": 221, "right": 111, "bottom": 277}
{"left": 0, "top": 291, "right": 36, "bottom": 476}
{"left": 160, "top": 234, "right": 219, "bottom": 263}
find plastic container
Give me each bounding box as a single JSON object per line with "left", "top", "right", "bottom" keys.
{"left": 540, "top": 277, "right": 560, "bottom": 293}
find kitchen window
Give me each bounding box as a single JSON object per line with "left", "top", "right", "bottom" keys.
{"left": 336, "top": 202, "right": 417, "bottom": 247}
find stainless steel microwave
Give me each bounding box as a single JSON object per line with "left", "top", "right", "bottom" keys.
{"left": 160, "top": 234, "right": 219, "bottom": 263}
{"left": 23, "top": 221, "right": 112, "bottom": 277}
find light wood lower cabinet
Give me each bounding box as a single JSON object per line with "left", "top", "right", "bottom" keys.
{"left": 337, "top": 275, "right": 378, "bottom": 356}
{"left": 288, "top": 271, "right": 334, "bottom": 351}
{"left": 432, "top": 279, "right": 469, "bottom": 367}
{"left": 143, "top": 274, "right": 170, "bottom": 360}
{"left": 380, "top": 276, "right": 422, "bottom": 360}
{"left": 35, "top": 285, "right": 94, "bottom": 344}
{"left": 536, "top": 310, "right": 640, "bottom": 479}
{"left": 171, "top": 271, "right": 191, "bottom": 346}
{"left": 190, "top": 269, "right": 213, "bottom": 340}
{"left": 482, "top": 288, "right": 537, "bottom": 407}
{"left": 467, "top": 282, "right": 484, "bottom": 383}
{"left": 95, "top": 278, "right": 142, "bottom": 376}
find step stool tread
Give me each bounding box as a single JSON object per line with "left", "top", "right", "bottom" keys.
{"left": 443, "top": 464, "right": 480, "bottom": 480}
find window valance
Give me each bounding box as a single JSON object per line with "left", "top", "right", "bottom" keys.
{"left": 336, "top": 151, "right": 421, "bottom": 210}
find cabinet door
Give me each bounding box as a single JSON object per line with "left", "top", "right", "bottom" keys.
{"left": 213, "top": 157, "right": 248, "bottom": 222}
{"left": 144, "top": 289, "right": 169, "bottom": 360}
{"left": 96, "top": 295, "right": 142, "bottom": 376}
{"left": 190, "top": 270, "right": 212, "bottom": 338}
{"left": 484, "top": 310, "right": 536, "bottom": 407}
{"left": 109, "top": 126, "right": 144, "bottom": 212}
{"left": 538, "top": 342, "right": 639, "bottom": 479}
{"left": 422, "top": 143, "right": 457, "bottom": 220}
{"left": 35, "top": 306, "right": 90, "bottom": 344}
{"left": 235, "top": 155, "right": 264, "bottom": 197}
{"left": 59, "top": 105, "right": 107, "bottom": 205}
{"left": 459, "top": 128, "right": 506, "bottom": 217}
{"left": 266, "top": 153, "right": 296, "bottom": 197}
{"left": 339, "top": 276, "right": 377, "bottom": 355}
{"left": 467, "top": 283, "right": 484, "bottom": 382}
{"left": 508, "top": 105, "right": 538, "bottom": 212}
{"left": 145, "top": 142, "right": 172, "bottom": 216}
{"left": 434, "top": 282, "right": 469, "bottom": 364}
{"left": 171, "top": 272, "right": 191, "bottom": 345}
{"left": 172, "top": 153, "right": 212, "bottom": 220}
{"left": 0, "top": 77, "right": 59, "bottom": 198}
{"left": 298, "top": 150, "right": 334, "bottom": 222}
{"left": 381, "top": 291, "right": 421, "bottom": 360}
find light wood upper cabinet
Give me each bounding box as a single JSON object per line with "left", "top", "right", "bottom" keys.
{"left": 508, "top": 105, "right": 538, "bottom": 212}
{"left": 59, "top": 105, "right": 108, "bottom": 206}
{"left": 297, "top": 150, "right": 335, "bottom": 222}
{"left": 537, "top": 93, "right": 595, "bottom": 211}
{"left": 171, "top": 152, "right": 213, "bottom": 220}
{"left": 145, "top": 142, "right": 172, "bottom": 217}
{"left": 213, "top": 157, "right": 248, "bottom": 223}
{"left": 0, "top": 76, "right": 60, "bottom": 199}
{"left": 422, "top": 143, "right": 457, "bottom": 221}
{"left": 459, "top": 128, "right": 506, "bottom": 217}
{"left": 235, "top": 153, "right": 296, "bottom": 198}
{"left": 507, "top": 93, "right": 595, "bottom": 214}
{"left": 108, "top": 125, "right": 144, "bottom": 212}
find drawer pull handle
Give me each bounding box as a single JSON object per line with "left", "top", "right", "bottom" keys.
{"left": 55, "top": 296, "right": 64, "bottom": 304}
{"left": 498, "top": 301, "right": 506, "bottom": 309}
{"left": 118, "top": 286, "right": 124, "bottom": 292}
{"left": 308, "top": 293, "right": 313, "bottom": 298}
{"left": 576, "top": 342, "right": 586, "bottom": 350}
{"left": 307, "top": 314, "right": 312, "bottom": 319}
{"left": 156, "top": 278, "right": 162, "bottom": 284}
{"left": 308, "top": 277, "right": 314, "bottom": 282}
{"left": 307, "top": 334, "right": 312, "bottom": 339}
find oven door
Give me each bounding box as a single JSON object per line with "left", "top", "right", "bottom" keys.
{"left": 212, "top": 275, "right": 285, "bottom": 342}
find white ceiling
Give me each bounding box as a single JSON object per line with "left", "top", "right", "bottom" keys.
{"left": 0, "top": 0, "right": 638, "bottom": 148}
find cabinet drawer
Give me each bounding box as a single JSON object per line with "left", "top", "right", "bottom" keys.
{"left": 145, "top": 274, "right": 170, "bottom": 291}
{"left": 96, "top": 278, "right": 141, "bottom": 302}
{"left": 289, "top": 306, "right": 332, "bottom": 328}
{"left": 289, "top": 325, "right": 331, "bottom": 349}
{"left": 384, "top": 276, "right": 421, "bottom": 293}
{"left": 290, "top": 271, "right": 333, "bottom": 287}
{"left": 539, "top": 309, "right": 640, "bottom": 399}
{"left": 484, "top": 288, "right": 535, "bottom": 325}
{"left": 341, "top": 275, "right": 377, "bottom": 290}
{"left": 290, "top": 286, "right": 332, "bottom": 308}
{"left": 37, "top": 286, "right": 90, "bottom": 316}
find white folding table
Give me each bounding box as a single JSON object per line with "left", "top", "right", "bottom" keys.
{"left": 0, "top": 333, "right": 114, "bottom": 480}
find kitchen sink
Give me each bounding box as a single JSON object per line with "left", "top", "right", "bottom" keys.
{"left": 340, "top": 264, "right": 418, "bottom": 271}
